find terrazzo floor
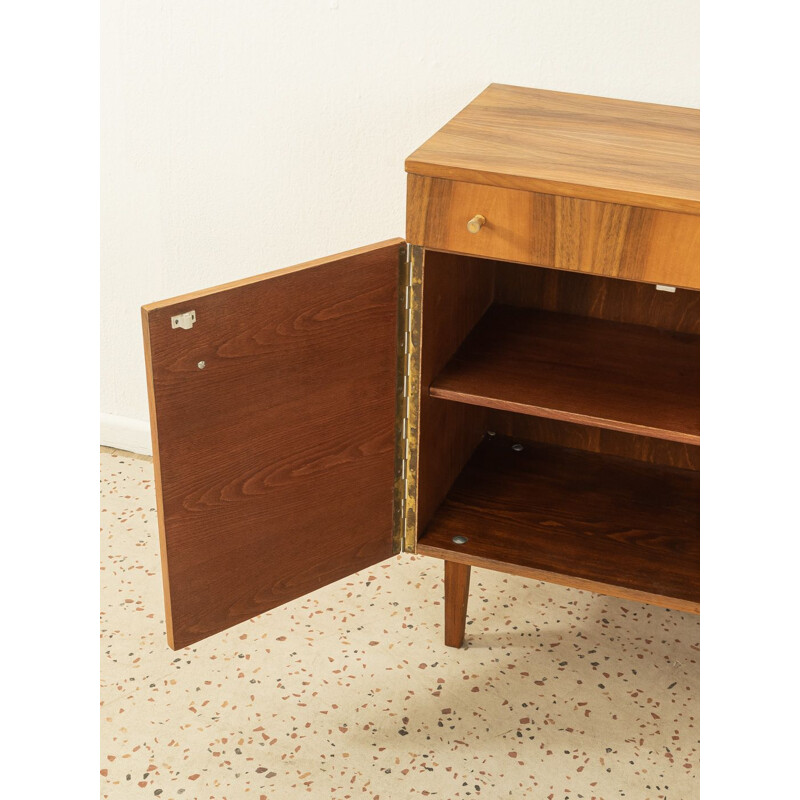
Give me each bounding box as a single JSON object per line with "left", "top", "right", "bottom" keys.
{"left": 100, "top": 448, "right": 699, "bottom": 800}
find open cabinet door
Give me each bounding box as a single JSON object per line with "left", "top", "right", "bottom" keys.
{"left": 142, "top": 240, "right": 404, "bottom": 649}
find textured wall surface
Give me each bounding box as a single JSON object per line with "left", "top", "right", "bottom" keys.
{"left": 101, "top": 0, "right": 699, "bottom": 448}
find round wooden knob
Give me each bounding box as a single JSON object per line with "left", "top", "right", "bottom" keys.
{"left": 467, "top": 214, "right": 486, "bottom": 234}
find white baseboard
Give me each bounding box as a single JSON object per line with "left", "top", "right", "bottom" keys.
{"left": 100, "top": 413, "right": 152, "bottom": 456}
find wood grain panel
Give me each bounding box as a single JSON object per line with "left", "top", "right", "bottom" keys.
{"left": 406, "top": 84, "right": 699, "bottom": 214}
{"left": 554, "top": 196, "right": 700, "bottom": 288}
{"left": 407, "top": 176, "right": 700, "bottom": 289}
{"left": 487, "top": 413, "right": 700, "bottom": 471}
{"left": 142, "top": 240, "right": 403, "bottom": 649}
{"left": 494, "top": 262, "right": 700, "bottom": 334}
{"left": 431, "top": 306, "right": 700, "bottom": 444}
{"left": 618, "top": 204, "right": 701, "bottom": 287}
{"left": 418, "top": 436, "right": 700, "bottom": 613}
{"left": 554, "top": 197, "right": 631, "bottom": 272}
{"left": 415, "top": 251, "right": 494, "bottom": 538}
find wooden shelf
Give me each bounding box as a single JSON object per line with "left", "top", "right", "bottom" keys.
{"left": 417, "top": 436, "right": 700, "bottom": 612}
{"left": 430, "top": 306, "right": 700, "bottom": 445}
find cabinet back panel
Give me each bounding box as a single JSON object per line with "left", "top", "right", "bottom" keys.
{"left": 487, "top": 412, "right": 699, "bottom": 471}
{"left": 494, "top": 262, "right": 699, "bottom": 334}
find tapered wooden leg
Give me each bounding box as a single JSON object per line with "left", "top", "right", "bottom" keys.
{"left": 444, "top": 560, "right": 471, "bottom": 648}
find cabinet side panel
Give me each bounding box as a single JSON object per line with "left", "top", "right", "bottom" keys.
{"left": 143, "top": 241, "right": 401, "bottom": 649}
{"left": 414, "top": 251, "right": 494, "bottom": 539}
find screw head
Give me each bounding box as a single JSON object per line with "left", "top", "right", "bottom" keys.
{"left": 452, "top": 535, "right": 468, "bottom": 545}
{"left": 197, "top": 361, "right": 206, "bottom": 369}
{"left": 512, "top": 443, "right": 523, "bottom": 452}
{"left": 486, "top": 430, "right": 496, "bottom": 437}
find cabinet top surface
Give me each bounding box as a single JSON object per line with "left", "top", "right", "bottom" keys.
{"left": 405, "top": 84, "right": 699, "bottom": 214}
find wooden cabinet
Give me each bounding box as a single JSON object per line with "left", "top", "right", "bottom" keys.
{"left": 142, "top": 84, "right": 700, "bottom": 651}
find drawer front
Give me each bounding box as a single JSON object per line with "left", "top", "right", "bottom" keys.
{"left": 406, "top": 175, "right": 700, "bottom": 289}
{"left": 407, "top": 175, "right": 555, "bottom": 267}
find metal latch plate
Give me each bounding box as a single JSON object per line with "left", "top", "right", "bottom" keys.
{"left": 171, "top": 310, "right": 196, "bottom": 330}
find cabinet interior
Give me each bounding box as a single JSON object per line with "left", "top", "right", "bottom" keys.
{"left": 414, "top": 250, "right": 700, "bottom": 612}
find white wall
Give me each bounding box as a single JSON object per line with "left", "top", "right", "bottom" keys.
{"left": 100, "top": 0, "right": 699, "bottom": 453}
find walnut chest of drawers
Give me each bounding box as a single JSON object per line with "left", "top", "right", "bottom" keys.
{"left": 143, "top": 84, "right": 700, "bottom": 650}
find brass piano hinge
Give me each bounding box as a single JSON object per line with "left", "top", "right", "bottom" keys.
{"left": 392, "top": 243, "right": 422, "bottom": 554}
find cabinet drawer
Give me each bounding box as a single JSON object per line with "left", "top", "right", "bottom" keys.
{"left": 406, "top": 175, "right": 700, "bottom": 289}
{"left": 407, "top": 175, "right": 554, "bottom": 267}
